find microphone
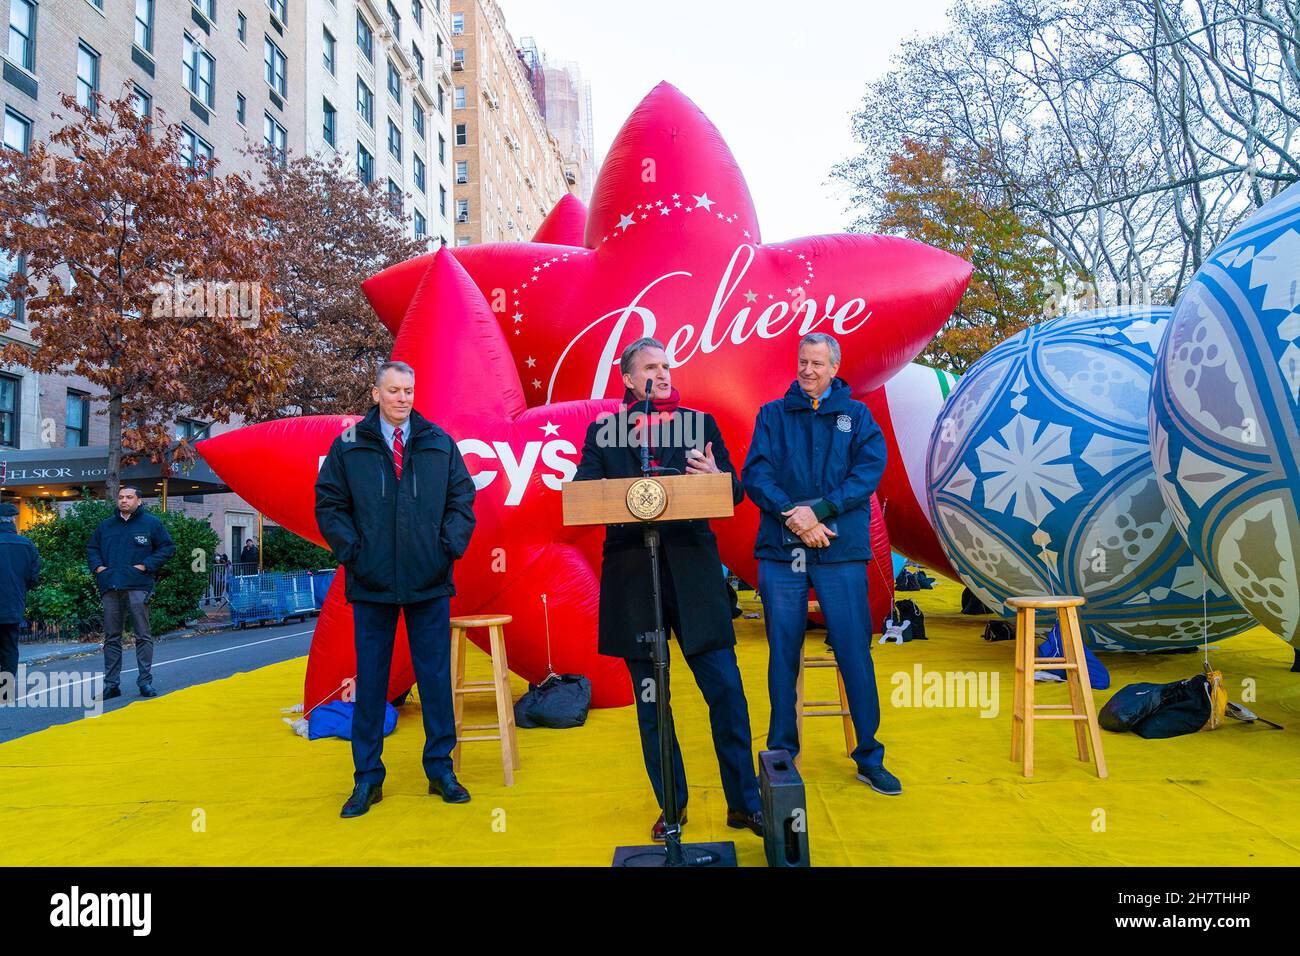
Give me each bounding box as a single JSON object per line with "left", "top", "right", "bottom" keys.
{"left": 641, "top": 378, "right": 653, "bottom": 476}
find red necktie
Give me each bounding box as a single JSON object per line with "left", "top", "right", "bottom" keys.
{"left": 392, "top": 426, "right": 404, "bottom": 481}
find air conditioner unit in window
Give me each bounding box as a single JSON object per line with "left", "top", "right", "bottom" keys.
{"left": 456, "top": 212, "right": 469, "bottom": 223}
{"left": 456, "top": 174, "right": 468, "bottom": 184}
{"left": 452, "top": 58, "right": 464, "bottom": 71}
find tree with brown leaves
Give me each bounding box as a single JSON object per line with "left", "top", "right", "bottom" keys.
{"left": 249, "top": 146, "right": 429, "bottom": 416}
{"left": 0, "top": 90, "right": 291, "bottom": 500}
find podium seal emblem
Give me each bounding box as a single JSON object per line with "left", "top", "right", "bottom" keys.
{"left": 626, "top": 477, "right": 668, "bottom": 520}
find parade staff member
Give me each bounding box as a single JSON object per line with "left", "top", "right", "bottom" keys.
{"left": 742, "top": 332, "right": 901, "bottom": 795}
{"left": 574, "top": 337, "right": 764, "bottom": 842}
{"left": 0, "top": 502, "right": 38, "bottom": 703}
{"left": 315, "top": 360, "right": 477, "bottom": 818}
{"left": 87, "top": 485, "right": 175, "bottom": 700}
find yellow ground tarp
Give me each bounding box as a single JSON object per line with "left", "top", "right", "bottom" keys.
{"left": 2, "top": 579, "right": 1298, "bottom": 866}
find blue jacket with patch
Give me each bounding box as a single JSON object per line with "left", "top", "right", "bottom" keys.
{"left": 742, "top": 377, "right": 887, "bottom": 564}
{"left": 87, "top": 508, "right": 175, "bottom": 594}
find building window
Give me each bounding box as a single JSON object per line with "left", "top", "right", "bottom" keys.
{"left": 237, "top": 11, "right": 247, "bottom": 43}
{"left": 438, "top": 132, "right": 446, "bottom": 164}
{"left": 267, "top": 0, "right": 286, "bottom": 21}
{"left": 413, "top": 105, "right": 425, "bottom": 139}
{"left": 413, "top": 154, "right": 425, "bottom": 193}
{"left": 323, "top": 98, "right": 336, "bottom": 146}
{"left": 0, "top": 374, "right": 20, "bottom": 448}
{"left": 132, "top": 85, "right": 152, "bottom": 120}
{"left": 65, "top": 391, "right": 89, "bottom": 447}
{"left": 323, "top": 27, "right": 336, "bottom": 75}
{"left": 356, "top": 12, "right": 373, "bottom": 63}
{"left": 437, "top": 83, "right": 445, "bottom": 114}
{"left": 0, "top": 250, "right": 25, "bottom": 326}
{"left": 236, "top": 92, "right": 246, "bottom": 125}
{"left": 175, "top": 418, "right": 210, "bottom": 442}
{"left": 3, "top": 108, "right": 31, "bottom": 153}
{"left": 454, "top": 85, "right": 465, "bottom": 109}
{"left": 180, "top": 125, "right": 213, "bottom": 170}
{"left": 439, "top": 184, "right": 447, "bottom": 216}
{"left": 387, "top": 118, "right": 401, "bottom": 161}
{"left": 135, "top": 0, "right": 154, "bottom": 53}
{"left": 456, "top": 235, "right": 470, "bottom": 246}
{"left": 452, "top": 48, "right": 464, "bottom": 69}
{"left": 456, "top": 198, "right": 469, "bottom": 223}
{"left": 412, "top": 43, "right": 424, "bottom": 80}
{"left": 454, "top": 123, "right": 467, "bottom": 147}
{"left": 455, "top": 160, "right": 467, "bottom": 184}
{"left": 414, "top": 209, "right": 426, "bottom": 239}
{"left": 77, "top": 43, "right": 100, "bottom": 114}
{"left": 264, "top": 37, "right": 287, "bottom": 97}
{"left": 357, "top": 77, "right": 373, "bottom": 127}
{"left": 387, "top": 59, "right": 401, "bottom": 104}
{"left": 357, "top": 143, "right": 373, "bottom": 185}
{"left": 192, "top": 0, "right": 215, "bottom": 19}
{"left": 411, "top": 0, "right": 423, "bottom": 28}
{"left": 386, "top": 1, "right": 401, "bottom": 40}
{"left": 452, "top": 12, "right": 463, "bottom": 34}
{"left": 263, "top": 113, "right": 286, "bottom": 164}
{"left": 387, "top": 177, "right": 402, "bottom": 214}
{"left": 183, "top": 34, "right": 215, "bottom": 108}
{"left": 7, "top": 0, "right": 35, "bottom": 71}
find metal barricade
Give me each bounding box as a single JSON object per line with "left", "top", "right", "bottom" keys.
{"left": 227, "top": 570, "right": 316, "bottom": 628}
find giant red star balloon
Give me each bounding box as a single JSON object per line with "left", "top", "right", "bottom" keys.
{"left": 199, "top": 250, "right": 633, "bottom": 710}
{"left": 363, "top": 81, "right": 972, "bottom": 592}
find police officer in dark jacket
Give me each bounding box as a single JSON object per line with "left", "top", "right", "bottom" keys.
{"left": 315, "top": 360, "right": 477, "bottom": 818}
{"left": 0, "top": 502, "right": 38, "bottom": 702}
{"left": 574, "top": 337, "right": 764, "bottom": 842}
{"left": 743, "top": 332, "right": 901, "bottom": 795}
{"left": 87, "top": 485, "right": 175, "bottom": 700}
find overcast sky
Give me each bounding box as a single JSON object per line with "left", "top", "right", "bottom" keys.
{"left": 495, "top": 0, "right": 955, "bottom": 241}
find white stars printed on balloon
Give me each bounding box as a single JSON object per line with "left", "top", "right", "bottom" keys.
{"left": 508, "top": 192, "right": 821, "bottom": 390}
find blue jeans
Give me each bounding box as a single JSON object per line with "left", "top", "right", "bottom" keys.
{"left": 758, "top": 558, "right": 885, "bottom": 771}
{"left": 351, "top": 596, "right": 456, "bottom": 786}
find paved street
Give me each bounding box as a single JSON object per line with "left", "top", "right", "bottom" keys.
{"left": 0, "top": 620, "right": 314, "bottom": 744}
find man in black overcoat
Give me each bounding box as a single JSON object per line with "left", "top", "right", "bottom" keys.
{"left": 574, "top": 337, "right": 763, "bottom": 842}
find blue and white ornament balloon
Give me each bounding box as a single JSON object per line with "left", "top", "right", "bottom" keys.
{"left": 928, "top": 307, "right": 1255, "bottom": 650}
{"left": 1150, "top": 183, "right": 1300, "bottom": 646}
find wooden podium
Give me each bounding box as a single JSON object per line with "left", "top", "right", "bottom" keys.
{"left": 562, "top": 470, "right": 738, "bottom": 868}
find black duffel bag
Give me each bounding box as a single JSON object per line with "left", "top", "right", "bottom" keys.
{"left": 961, "top": 587, "right": 993, "bottom": 615}
{"left": 513, "top": 672, "right": 592, "bottom": 729}
{"left": 1099, "top": 675, "right": 1213, "bottom": 739}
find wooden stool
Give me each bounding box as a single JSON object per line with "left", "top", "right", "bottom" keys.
{"left": 449, "top": 614, "right": 521, "bottom": 786}
{"left": 794, "top": 600, "right": 856, "bottom": 770}
{"left": 1007, "top": 596, "right": 1107, "bottom": 779}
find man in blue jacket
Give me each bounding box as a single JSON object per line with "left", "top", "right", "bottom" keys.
{"left": 743, "top": 333, "right": 900, "bottom": 794}
{"left": 0, "top": 502, "right": 39, "bottom": 703}
{"left": 87, "top": 485, "right": 175, "bottom": 700}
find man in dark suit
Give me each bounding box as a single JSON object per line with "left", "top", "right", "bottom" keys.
{"left": 0, "top": 502, "right": 38, "bottom": 703}
{"left": 88, "top": 485, "right": 175, "bottom": 700}
{"left": 315, "top": 360, "right": 477, "bottom": 818}
{"left": 574, "top": 337, "right": 764, "bottom": 841}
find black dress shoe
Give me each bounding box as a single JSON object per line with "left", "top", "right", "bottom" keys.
{"left": 98, "top": 687, "right": 122, "bottom": 701}
{"left": 428, "top": 774, "right": 471, "bottom": 803}
{"left": 726, "top": 808, "right": 765, "bottom": 837}
{"left": 137, "top": 683, "right": 158, "bottom": 698}
{"left": 340, "top": 783, "right": 382, "bottom": 818}
{"left": 651, "top": 810, "right": 687, "bottom": 842}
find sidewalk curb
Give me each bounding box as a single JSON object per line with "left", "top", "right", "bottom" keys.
{"left": 19, "top": 620, "right": 237, "bottom": 666}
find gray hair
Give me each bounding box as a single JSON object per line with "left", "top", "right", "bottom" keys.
{"left": 799, "top": 332, "right": 841, "bottom": 366}
{"left": 619, "top": 337, "right": 667, "bottom": 376}
{"left": 375, "top": 359, "right": 415, "bottom": 387}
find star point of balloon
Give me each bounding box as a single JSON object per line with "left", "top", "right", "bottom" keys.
{"left": 365, "top": 81, "right": 973, "bottom": 592}
{"left": 198, "top": 249, "right": 633, "bottom": 711}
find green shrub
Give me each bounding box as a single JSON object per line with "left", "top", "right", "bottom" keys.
{"left": 25, "top": 498, "right": 218, "bottom": 637}
{"left": 261, "top": 525, "right": 334, "bottom": 571}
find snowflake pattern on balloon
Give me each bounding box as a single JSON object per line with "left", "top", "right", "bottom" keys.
{"left": 929, "top": 306, "right": 1255, "bottom": 651}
